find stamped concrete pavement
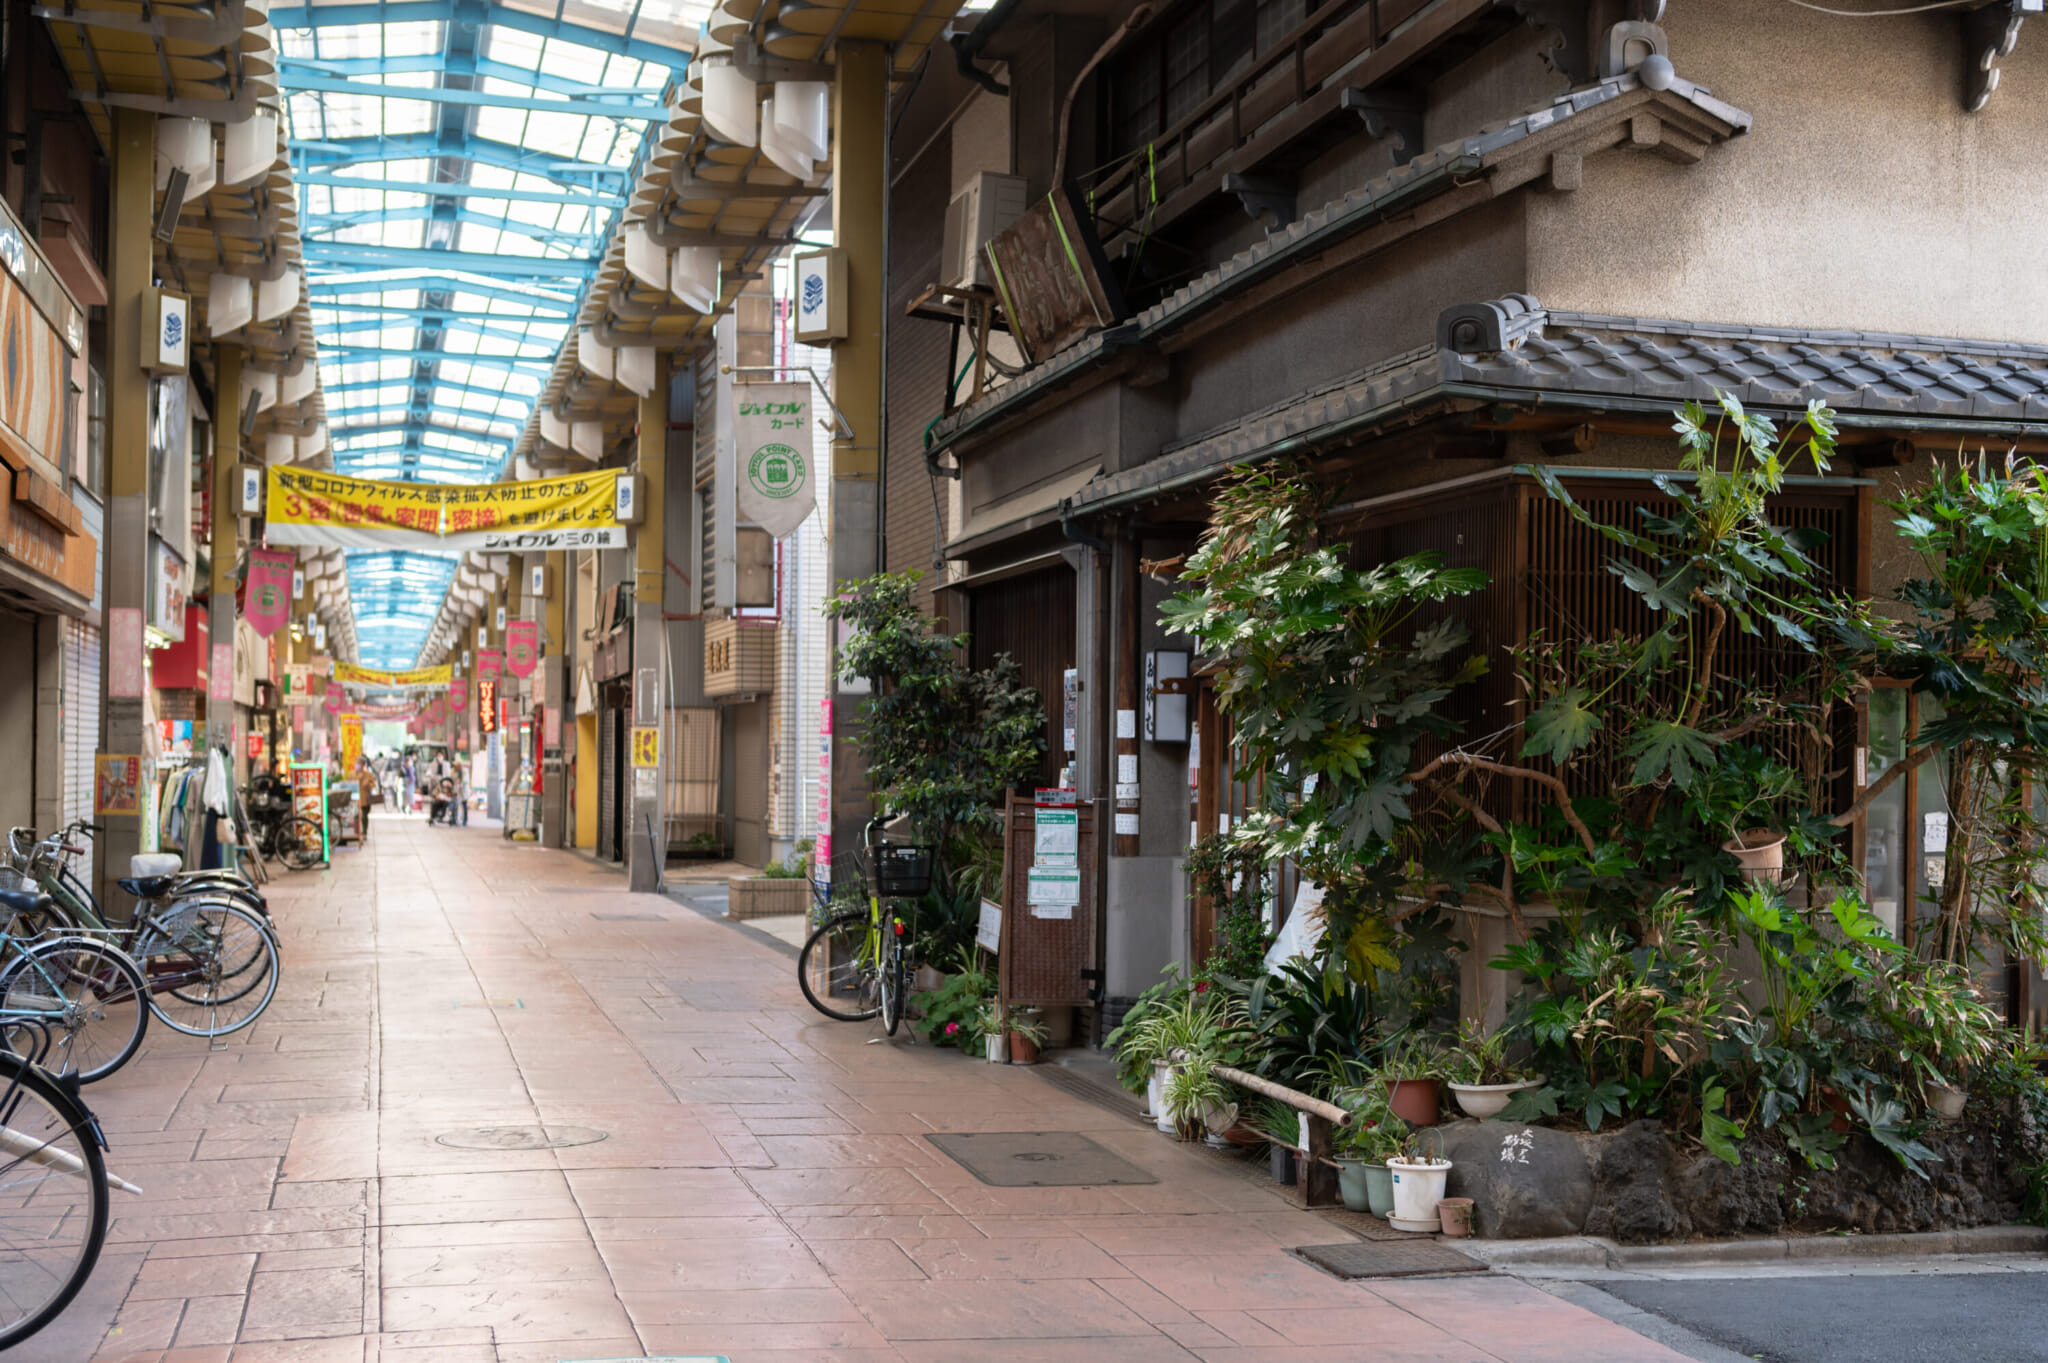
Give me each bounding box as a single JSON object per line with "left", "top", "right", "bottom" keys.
{"left": 18, "top": 814, "right": 1691, "bottom": 1363}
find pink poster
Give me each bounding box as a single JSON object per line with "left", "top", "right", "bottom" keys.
{"left": 108, "top": 606, "right": 145, "bottom": 698}
{"left": 506, "top": 619, "right": 537, "bottom": 678}
{"left": 209, "top": 642, "right": 234, "bottom": 702}
{"left": 477, "top": 647, "right": 502, "bottom": 681}
{"left": 244, "top": 548, "right": 296, "bottom": 637}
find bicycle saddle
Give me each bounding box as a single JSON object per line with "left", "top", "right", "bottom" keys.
{"left": 0, "top": 886, "right": 53, "bottom": 916}
{"left": 117, "top": 875, "right": 178, "bottom": 900}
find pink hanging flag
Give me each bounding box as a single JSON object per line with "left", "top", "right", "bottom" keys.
{"left": 322, "top": 683, "right": 342, "bottom": 715}
{"left": 507, "top": 619, "right": 538, "bottom": 678}
{"left": 450, "top": 675, "right": 468, "bottom": 708}
{"left": 245, "top": 548, "right": 296, "bottom": 637}
{"left": 478, "top": 647, "right": 503, "bottom": 681}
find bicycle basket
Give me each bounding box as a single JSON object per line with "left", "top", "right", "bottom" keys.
{"left": 870, "top": 844, "right": 934, "bottom": 897}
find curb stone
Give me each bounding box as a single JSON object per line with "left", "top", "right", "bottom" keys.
{"left": 1450, "top": 1223, "right": 2048, "bottom": 1269}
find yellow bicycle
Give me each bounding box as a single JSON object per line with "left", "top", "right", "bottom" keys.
{"left": 796, "top": 816, "right": 931, "bottom": 1036}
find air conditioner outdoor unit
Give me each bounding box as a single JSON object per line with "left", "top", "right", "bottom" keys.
{"left": 941, "top": 171, "right": 1029, "bottom": 291}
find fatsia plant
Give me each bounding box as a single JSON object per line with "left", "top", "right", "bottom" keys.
{"left": 1159, "top": 460, "right": 1489, "bottom": 981}
{"left": 1825, "top": 454, "right": 2048, "bottom": 965}
{"left": 827, "top": 571, "right": 1045, "bottom": 897}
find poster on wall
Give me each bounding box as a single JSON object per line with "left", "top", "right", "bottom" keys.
{"left": 150, "top": 542, "right": 189, "bottom": 643}
{"left": 108, "top": 607, "right": 145, "bottom": 698}
{"left": 94, "top": 755, "right": 141, "bottom": 816}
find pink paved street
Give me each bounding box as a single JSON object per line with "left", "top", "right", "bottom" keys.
{"left": 23, "top": 817, "right": 1685, "bottom": 1363}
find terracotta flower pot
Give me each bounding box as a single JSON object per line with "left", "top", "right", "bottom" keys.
{"left": 1437, "top": 1196, "right": 1475, "bottom": 1238}
{"left": 1723, "top": 829, "right": 1786, "bottom": 884}
{"left": 1385, "top": 1077, "right": 1441, "bottom": 1127}
{"left": 1008, "top": 1032, "right": 1040, "bottom": 1065}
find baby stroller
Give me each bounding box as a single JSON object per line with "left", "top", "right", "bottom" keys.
{"left": 427, "top": 777, "right": 457, "bottom": 825}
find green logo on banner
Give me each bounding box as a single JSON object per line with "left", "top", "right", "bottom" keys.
{"left": 747, "top": 444, "right": 806, "bottom": 500}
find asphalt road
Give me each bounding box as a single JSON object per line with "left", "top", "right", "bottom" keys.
{"left": 1600, "top": 1272, "right": 2048, "bottom": 1362}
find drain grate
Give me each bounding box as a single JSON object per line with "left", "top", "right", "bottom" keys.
{"left": 435, "top": 1125, "right": 609, "bottom": 1151}
{"left": 926, "top": 1131, "right": 1159, "bottom": 1187}
{"left": 1292, "top": 1239, "right": 1489, "bottom": 1280}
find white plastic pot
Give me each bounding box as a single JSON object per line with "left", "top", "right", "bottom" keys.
{"left": 1146, "top": 1063, "right": 1166, "bottom": 1119}
{"left": 1388, "top": 1157, "right": 1452, "bottom": 1226}
{"left": 1928, "top": 1082, "right": 1968, "bottom": 1121}
{"left": 1154, "top": 1062, "right": 1178, "bottom": 1134}
{"left": 986, "top": 1033, "right": 1006, "bottom": 1063}
{"left": 1447, "top": 1077, "right": 1545, "bottom": 1120}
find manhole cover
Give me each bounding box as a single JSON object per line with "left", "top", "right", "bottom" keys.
{"left": 925, "top": 1132, "right": 1159, "bottom": 1187}
{"left": 434, "top": 1125, "right": 609, "bottom": 1151}
{"left": 591, "top": 913, "right": 666, "bottom": 921}
{"left": 1292, "top": 1239, "right": 1489, "bottom": 1280}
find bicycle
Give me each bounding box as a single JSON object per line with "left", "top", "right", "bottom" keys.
{"left": 0, "top": 1048, "right": 146, "bottom": 1349}
{"left": 797, "top": 816, "right": 932, "bottom": 1036}
{"left": 244, "top": 777, "right": 325, "bottom": 873}
{"left": 0, "top": 894, "right": 150, "bottom": 1085}
{"left": 8, "top": 826, "right": 282, "bottom": 1039}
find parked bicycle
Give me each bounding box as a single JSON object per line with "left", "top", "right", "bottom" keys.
{"left": 243, "top": 774, "right": 325, "bottom": 872}
{"left": 6, "top": 825, "right": 282, "bottom": 1038}
{"left": 0, "top": 1048, "right": 144, "bottom": 1348}
{"left": 797, "top": 816, "right": 932, "bottom": 1036}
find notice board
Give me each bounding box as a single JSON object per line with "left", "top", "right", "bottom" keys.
{"left": 999, "top": 791, "right": 1099, "bottom": 1008}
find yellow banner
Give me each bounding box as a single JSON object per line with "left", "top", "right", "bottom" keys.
{"left": 264, "top": 466, "right": 628, "bottom": 551}
{"left": 339, "top": 715, "right": 363, "bottom": 777}
{"left": 333, "top": 661, "right": 453, "bottom": 690}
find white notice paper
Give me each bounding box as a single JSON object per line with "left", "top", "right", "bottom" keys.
{"left": 1115, "top": 813, "right": 1139, "bottom": 836}
{"left": 1117, "top": 754, "right": 1138, "bottom": 784}
{"left": 1027, "top": 867, "right": 1080, "bottom": 914}
{"left": 976, "top": 899, "right": 1002, "bottom": 952}
{"left": 1034, "top": 807, "right": 1079, "bottom": 858}
{"left": 1116, "top": 709, "right": 1136, "bottom": 739}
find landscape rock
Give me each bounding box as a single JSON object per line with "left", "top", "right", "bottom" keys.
{"left": 1438, "top": 1119, "right": 1593, "bottom": 1238}
{"left": 1582, "top": 1119, "right": 1681, "bottom": 1242}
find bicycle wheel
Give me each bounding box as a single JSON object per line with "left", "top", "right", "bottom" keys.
{"left": 132, "top": 904, "right": 280, "bottom": 1037}
{"left": 0, "top": 938, "right": 149, "bottom": 1085}
{"left": 881, "top": 918, "right": 906, "bottom": 1037}
{"left": 0, "top": 1053, "right": 110, "bottom": 1350}
{"left": 279, "top": 817, "right": 325, "bottom": 872}
{"left": 798, "top": 912, "right": 882, "bottom": 1021}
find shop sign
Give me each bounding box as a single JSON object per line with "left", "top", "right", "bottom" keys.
{"left": 631, "top": 726, "right": 659, "bottom": 768}
{"left": 478, "top": 677, "right": 498, "bottom": 733}
{"left": 290, "top": 763, "right": 328, "bottom": 862}
{"left": 150, "top": 541, "right": 188, "bottom": 642}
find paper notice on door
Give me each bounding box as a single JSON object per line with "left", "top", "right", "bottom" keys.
{"left": 1027, "top": 867, "right": 1080, "bottom": 915}
{"left": 1033, "top": 807, "right": 1078, "bottom": 857}
{"left": 1117, "top": 754, "right": 1138, "bottom": 784}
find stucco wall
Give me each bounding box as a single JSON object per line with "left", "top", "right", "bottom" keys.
{"left": 1525, "top": 0, "right": 2048, "bottom": 340}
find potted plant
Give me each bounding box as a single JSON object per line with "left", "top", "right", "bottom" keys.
{"left": 1387, "top": 1129, "right": 1453, "bottom": 1232}
{"left": 1443, "top": 1020, "right": 1544, "bottom": 1119}
{"left": 1332, "top": 1094, "right": 1407, "bottom": 1217}
{"left": 1380, "top": 1032, "right": 1443, "bottom": 1128}
{"left": 1163, "top": 1055, "right": 1238, "bottom": 1142}
{"left": 972, "top": 998, "right": 1006, "bottom": 1063}
{"left": 1688, "top": 745, "right": 1801, "bottom": 885}
{"left": 1007, "top": 1010, "right": 1050, "bottom": 1065}
{"left": 1437, "top": 1197, "right": 1475, "bottom": 1238}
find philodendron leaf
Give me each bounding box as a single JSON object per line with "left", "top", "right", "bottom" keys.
{"left": 1625, "top": 721, "right": 1716, "bottom": 788}
{"left": 1343, "top": 778, "right": 1412, "bottom": 848}
{"left": 1610, "top": 560, "right": 1696, "bottom": 616}
{"left": 1523, "top": 687, "right": 1603, "bottom": 763}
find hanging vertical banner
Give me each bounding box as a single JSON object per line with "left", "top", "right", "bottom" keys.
{"left": 815, "top": 698, "right": 833, "bottom": 882}
{"left": 506, "top": 619, "right": 538, "bottom": 678}
{"left": 244, "top": 548, "right": 296, "bottom": 637}
{"left": 734, "top": 382, "right": 816, "bottom": 539}
{"left": 339, "top": 714, "right": 363, "bottom": 775}
{"left": 450, "top": 675, "right": 468, "bottom": 708}
{"left": 478, "top": 647, "right": 503, "bottom": 681}
{"left": 323, "top": 685, "right": 343, "bottom": 715}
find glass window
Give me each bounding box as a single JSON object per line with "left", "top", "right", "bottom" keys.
{"left": 85, "top": 365, "right": 107, "bottom": 497}
{"left": 1863, "top": 688, "right": 1908, "bottom": 937}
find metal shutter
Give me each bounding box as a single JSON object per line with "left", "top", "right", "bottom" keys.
{"left": 597, "top": 702, "right": 619, "bottom": 861}
{"left": 62, "top": 619, "right": 100, "bottom": 826}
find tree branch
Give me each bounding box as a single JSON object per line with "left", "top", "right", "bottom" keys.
{"left": 1829, "top": 742, "right": 1940, "bottom": 827}
{"left": 1407, "top": 752, "right": 1598, "bottom": 857}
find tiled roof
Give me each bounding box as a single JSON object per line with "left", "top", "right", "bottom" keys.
{"left": 1447, "top": 312, "right": 2048, "bottom": 423}
{"left": 1061, "top": 303, "right": 2048, "bottom": 516}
